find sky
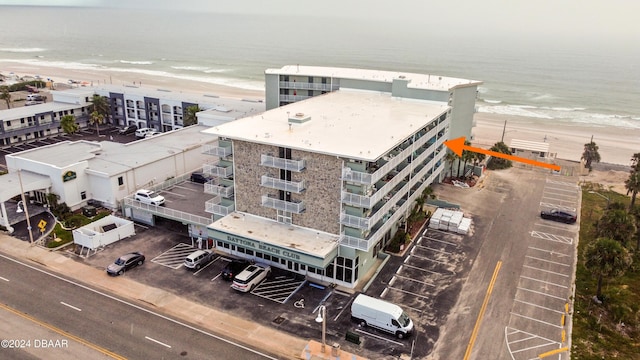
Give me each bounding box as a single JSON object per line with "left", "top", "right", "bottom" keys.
{"left": 1, "top": 0, "right": 638, "bottom": 42}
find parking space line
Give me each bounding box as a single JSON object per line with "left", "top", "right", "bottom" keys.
{"left": 516, "top": 287, "right": 566, "bottom": 301}
{"left": 514, "top": 299, "right": 565, "bottom": 314}
{"left": 544, "top": 186, "right": 578, "bottom": 193}
{"left": 530, "top": 231, "right": 574, "bottom": 244}
{"left": 543, "top": 191, "right": 577, "bottom": 198}
{"left": 507, "top": 334, "right": 537, "bottom": 345}
{"left": 522, "top": 265, "right": 569, "bottom": 278}
{"left": 354, "top": 328, "right": 405, "bottom": 346}
{"left": 422, "top": 236, "right": 460, "bottom": 247}
{"left": 539, "top": 202, "right": 576, "bottom": 212}
{"left": 506, "top": 327, "right": 559, "bottom": 346}
{"left": 510, "top": 312, "right": 562, "bottom": 329}
{"left": 528, "top": 246, "right": 571, "bottom": 257}
{"left": 392, "top": 274, "right": 436, "bottom": 287}
{"left": 541, "top": 195, "right": 577, "bottom": 204}
{"left": 520, "top": 275, "right": 568, "bottom": 289}
{"left": 385, "top": 285, "right": 430, "bottom": 302}
{"left": 193, "top": 256, "right": 218, "bottom": 275}
{"left": 408, "top": 253, "right": 449, "bottom": 265}
{"left": 510, "top": 340, "right": 557, "bottom": 354}
{"left": 546, "top": 180, "right": 578, "bottom": 187}
{"left": 525, "top": 255, "right": 570, "bottom": 267}
{"left": 401, "top": 262, "right": 452, "bottom": 276}
{"left": 413, "top": 244, "right": 453, "bottom": 255}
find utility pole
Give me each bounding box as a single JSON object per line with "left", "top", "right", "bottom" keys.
{"left": 501, "top": 120, "right": 507, "bottom": 143}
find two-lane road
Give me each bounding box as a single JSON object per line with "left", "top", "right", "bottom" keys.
{"left": 0, "top": 253, "right": 278, "bottom": 360}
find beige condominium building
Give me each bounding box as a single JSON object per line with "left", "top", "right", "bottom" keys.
{"left": 203, "top": 66, "right": 482, "bottom": 288}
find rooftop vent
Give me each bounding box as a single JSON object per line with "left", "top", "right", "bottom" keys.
{"left": 288, "top": 112, "right": 311, "bottom": 125}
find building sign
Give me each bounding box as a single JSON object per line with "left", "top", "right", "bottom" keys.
{"left": 62, "top": 170, "right": 77, "bottom": 182}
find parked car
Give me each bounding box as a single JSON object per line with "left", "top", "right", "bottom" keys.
{"left": 190, "top": 172, "right": 210, "bottom": 184}
{"left": 134, "top": 189, "right": 165, "bottom": 206}
{"left": 145, "top": 131, "right": 161, "bottom": 138}
{"left": 231, "top": 263, "right": 271, "bottom": 292}
{"left": 351, "top": 294, "right": 414, "bottom": 339}
{"left": 184, "top": 250, "right": 215, "bottom": 270}
{"left": 135, "top": 127, "right": 153, "bottom": 138}
{"left": 118, "top": 125, "right": 137, "bottom": 135}
{"left": 106, "top": 252, "right": 145, "bottom": 276}
{"left": 221, "top": 259, "right": 250, "bottom": 281}
{"left": 540, "top": 209, "right": 576, "bottom": 224}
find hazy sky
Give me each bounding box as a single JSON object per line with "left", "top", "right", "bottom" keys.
{"left": 1, "top": 0, "right": 638, "bottom": 42}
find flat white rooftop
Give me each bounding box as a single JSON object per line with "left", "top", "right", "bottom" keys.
{"left": 0, "top": 102, "right": 83, "bottom": 121}
{"left": 266, "top": 65, "right": 482, "bottom": 91}
{"left": 210, "top": 212, "right": 339, "bottom": 259}
{"left": 8, "top": 125, "right": 216, "bottom": 175}
{"left": 205, "top": 89, "right": 449, "bottom": 161}
{"left": 510, "top": 139, "right": 550, "bottom": 153}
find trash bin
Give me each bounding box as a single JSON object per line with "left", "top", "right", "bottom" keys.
{"left": 331, "top": 343, "right": 341, "bottom": 357}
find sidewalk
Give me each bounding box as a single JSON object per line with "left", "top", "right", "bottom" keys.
{"left": 0, "top": 233, "right": 368, "bottom": 360}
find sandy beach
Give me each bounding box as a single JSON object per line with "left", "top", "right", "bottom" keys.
{"left": 2, "top": 61, "right": 637, "bottom": 193}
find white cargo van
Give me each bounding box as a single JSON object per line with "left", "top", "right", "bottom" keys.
{"left": 351, "top": 294, "right": 413, "bottom": 339}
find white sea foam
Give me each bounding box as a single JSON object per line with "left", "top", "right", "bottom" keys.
{"left": 0, "top": 47, "right": 46, "bottom": 53}
{"left": 118, "top": 60, "right": 153, "bottom": 65}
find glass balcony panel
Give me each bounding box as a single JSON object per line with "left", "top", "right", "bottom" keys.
{"left": 260, "top": 175, "right": 305, "bottom": 193}
{"left": 261, "top": 195, "right": 305, "bottom": 214}
{"left": 260, "top": 154, "right": 306, "bottom": 172}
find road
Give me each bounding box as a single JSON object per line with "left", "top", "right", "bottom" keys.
{"left": 0, "top": 254, "right": 279, "bottom": 360}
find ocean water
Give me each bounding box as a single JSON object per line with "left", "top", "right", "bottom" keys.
{"left": 1, "top": 6, "right": 639, "bottom": 130}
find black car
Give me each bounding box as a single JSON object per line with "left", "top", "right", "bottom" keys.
{"left": 190, "top": 172, "right": 210, "bottom": 184}
{"left": 540, "top": 209, "right": 577, "bottom": 224}
{"left": 118, "top": 125, "right": 137, "bottom": 135}
{"left": 106, "top": 252, "right": 145, "bottom": 276}
{"left": 221, "top": 259, "right": 250, "bottom": 281}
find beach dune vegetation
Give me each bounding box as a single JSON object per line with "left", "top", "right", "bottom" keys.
{"left": 486, "top": 141, "right": 512, "bottom": 170}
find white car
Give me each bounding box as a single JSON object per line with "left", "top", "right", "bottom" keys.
{"left": 231, "top": 263, "right": 271, "bottom": 292}
{"left": 145, "top": 131, "right": 161, "bottom": 138}
{"left": 134, "top": 189, "right": 165, "bottom": 206}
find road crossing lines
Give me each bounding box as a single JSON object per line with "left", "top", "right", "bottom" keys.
{"left": 150, "top": 243, "right": 195, "bottom": 269}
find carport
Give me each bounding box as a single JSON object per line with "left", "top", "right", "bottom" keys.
{"left": 0, "top": 170, "right": 52, "bottom": 233}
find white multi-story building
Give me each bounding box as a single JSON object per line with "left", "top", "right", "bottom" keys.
{"left": 203, "top": 66, "right": 481, "bottom": 288}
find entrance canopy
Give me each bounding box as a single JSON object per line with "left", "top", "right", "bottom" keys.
{"left": 0, "top": 170, "right": 51, "bottom": 202}
{"left": 209, "top": 212, "right": 340, "bottom": 268}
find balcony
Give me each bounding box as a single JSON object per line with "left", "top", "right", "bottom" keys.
{"left": 203, "top": 161, "right": 233, "bottom": 178}
{"left": 340, "top": 213, "right": 370, "bottom": 230}
{"left": 205, "top": 196, "right": 235, "bottom": 216}
{"left": 279, "top": 81, "right": 339, "bottom": 91}
{"left": 203, "top": 143, "right": 233, "bottom": 157}
{"left": 278, "top": 94, "right": 311, "bottom": 102}
{"left": 204, "top": 180, "right": 234, "bottom": 198}
{"left": 261, "top": 195, "right": 305, "bottom": 214}
{"left": 261, "top": 175, "right": 305, "bottom": 193}
{"left": 261, "top": 154, "right": 305, "bottom": 172}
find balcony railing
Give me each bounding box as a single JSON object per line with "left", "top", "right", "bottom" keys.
{"left": 278, "top": 81, "right": 339, "bottom": 91}
{"left": 260, "top": 175, "right": 305, "bottom": 193}
{"left": 203, "top": 161, "right": 233, "bottom": 178}
{"left": 205, "top": 196, "right": 235, "bottom": 216}
{"left": 261, "top": 154, "right": 305, "bottom": 172}
{"left": 278, "top": 94, "right": 311, "bottom": 102}
{"left": 204, "top": 180, "right": 234, "bottom": 198}
{"left": 203, "top": 144, "right": 233, "bottom": 157}
{"left": 261, "top": 195, "right": 305, "bottom": 214}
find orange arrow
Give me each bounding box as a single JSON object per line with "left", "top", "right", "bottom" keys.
{"left": 444, "top": 137, "right": 561, "bottom": 171}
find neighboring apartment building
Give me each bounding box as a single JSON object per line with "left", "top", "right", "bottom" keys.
{"left": 0, "top": 85, "right": 264, "bottom": 148}
{"left": 202, "top": 65, "right": 481, "bottom": 288}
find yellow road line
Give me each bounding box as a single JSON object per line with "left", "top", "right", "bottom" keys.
{"left": 0, "top": 303, "right": 127, "bottom": 360}
{"left": 539, "top": 346, "right": 569, "bottom": 358}
{"left": 463, "top": 261, "right": 502, "bottom": 360}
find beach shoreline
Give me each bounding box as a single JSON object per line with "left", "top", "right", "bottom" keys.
{"left": 2, "top": 62, "right": 637, "bottom": 168}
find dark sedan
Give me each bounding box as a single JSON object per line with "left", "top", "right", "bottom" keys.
{"left": 221, "top": 259, "right": 250, "bottom": 281}
{"left": 540, "top": 209, "right": 577, "bottom": 224}
{"left": 190, "top": 172, "right": 211, "bottom": 184}
{"left": 107, "top": 252, "right": 145, "bottom": 276}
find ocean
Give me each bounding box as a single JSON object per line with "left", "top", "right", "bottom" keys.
{"left": 1, "top": 5, "right": 639, "bottom": 130}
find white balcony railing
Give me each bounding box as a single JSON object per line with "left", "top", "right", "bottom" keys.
{"left": 260, "top": 154, "right": 306, "bottom": 172}
{"left": 203, "top": 144, "right": 233, "bottom": 157}
{"left": 204, "top": 181, "right": 234, "bottom": 198}
{"left": 261, "top": 195, "right": 305, "bottom": 214}
{"left": 260, "top": 175, "right": 305, "bottom": 193}
{"left": 203, "top": 161, "right": 233, "bottom": 178}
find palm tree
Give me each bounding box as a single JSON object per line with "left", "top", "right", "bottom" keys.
{"left": 630, "top": 152, "right": 640, "bottom": 171}
{"left": 60, "top": 114, "right": 78, "bottom": 135}
{"left": 461, "top": 142, "right": 475, "bottom": 179}
{"left": 0, "top": 86, "right": 11, "bottom": 109}
{"left": 90, "top": 94, "right": 110, "bottom": 122}
{"left": 625, "top": 171, "right": 640, "bottom": 211}
{"left": 584, "top": 237, "right": 632, "bottom": 300}
{"left": 444, "top": 151, "right": 457, "bottom": 179}
{"left": 184, "top": 105, "right": 201, "bottom": 126}
{"left": 487, "top": 141, "right": 512, "bottom": 169}
{"left": 581, "top": 141, "right": 601, "bottom": 172}
{"left": 596, "top": 208, "right": 637, "bottom": 246}
{"left": 89, "top": 111, "right": 105, "bottom": 137}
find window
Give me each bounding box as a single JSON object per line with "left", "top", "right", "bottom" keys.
{"left": 246, "top": 249, "right": 254, "bottom": 256}
{"left": 118, "top": 176, "right": 124, "bottom": 186}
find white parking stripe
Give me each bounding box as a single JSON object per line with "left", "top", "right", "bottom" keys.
{"left": 546, "top": 179, "right": 578, "bottom": 187}
{"left": 522, "top": 265, "right": 569, "bottom": 277}
{"left": 514, "top": 299, "right": 565, "bottom": 314}
{"left": 525, "top": 255, "right": 571, "bottom": 267}
{"left": 401, "top": 262, "right": 451, "bottom": 276}
{"left": 516, "top": 287, "right": 567, "bottom": 301}
{"left": 414, "top": 244, "right": 453, "bottom": 255}
{"left": 393, "top": 274, "right": 436, "bottom": 287}
{"left": 520, "top": 275, "right": 568, "bottom": 289}
{"left": 510, "top": 312, "right": 563, "bottom": 329}
{"left": 422, "top": 237, "right": 459, "bottom": 247}
{"left": 528, "top": 246, "right": 571, "bottom": 257}
{"left": 539, "top": 202, "right": 576, "bottom": 212}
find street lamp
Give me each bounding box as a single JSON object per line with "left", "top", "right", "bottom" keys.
{"left": 589, "top": 191, "right": 610, "bottom": 208}
{"left": 315, "top": 305, "right": 327, "bottom": 353}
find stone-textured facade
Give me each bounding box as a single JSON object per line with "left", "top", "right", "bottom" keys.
{"left": 232, "top": 140, "right": 342, "bottom": 234}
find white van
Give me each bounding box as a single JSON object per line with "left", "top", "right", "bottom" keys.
{"left": 135, "top": 127, "right": 153, "bottom": 138}
{"left": 351, "top": 294, "right": 414, "bottom": 339}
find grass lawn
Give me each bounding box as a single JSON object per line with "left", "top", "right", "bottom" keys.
{"left": 572, "top": 184, "right": 640, "bottom": 359}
